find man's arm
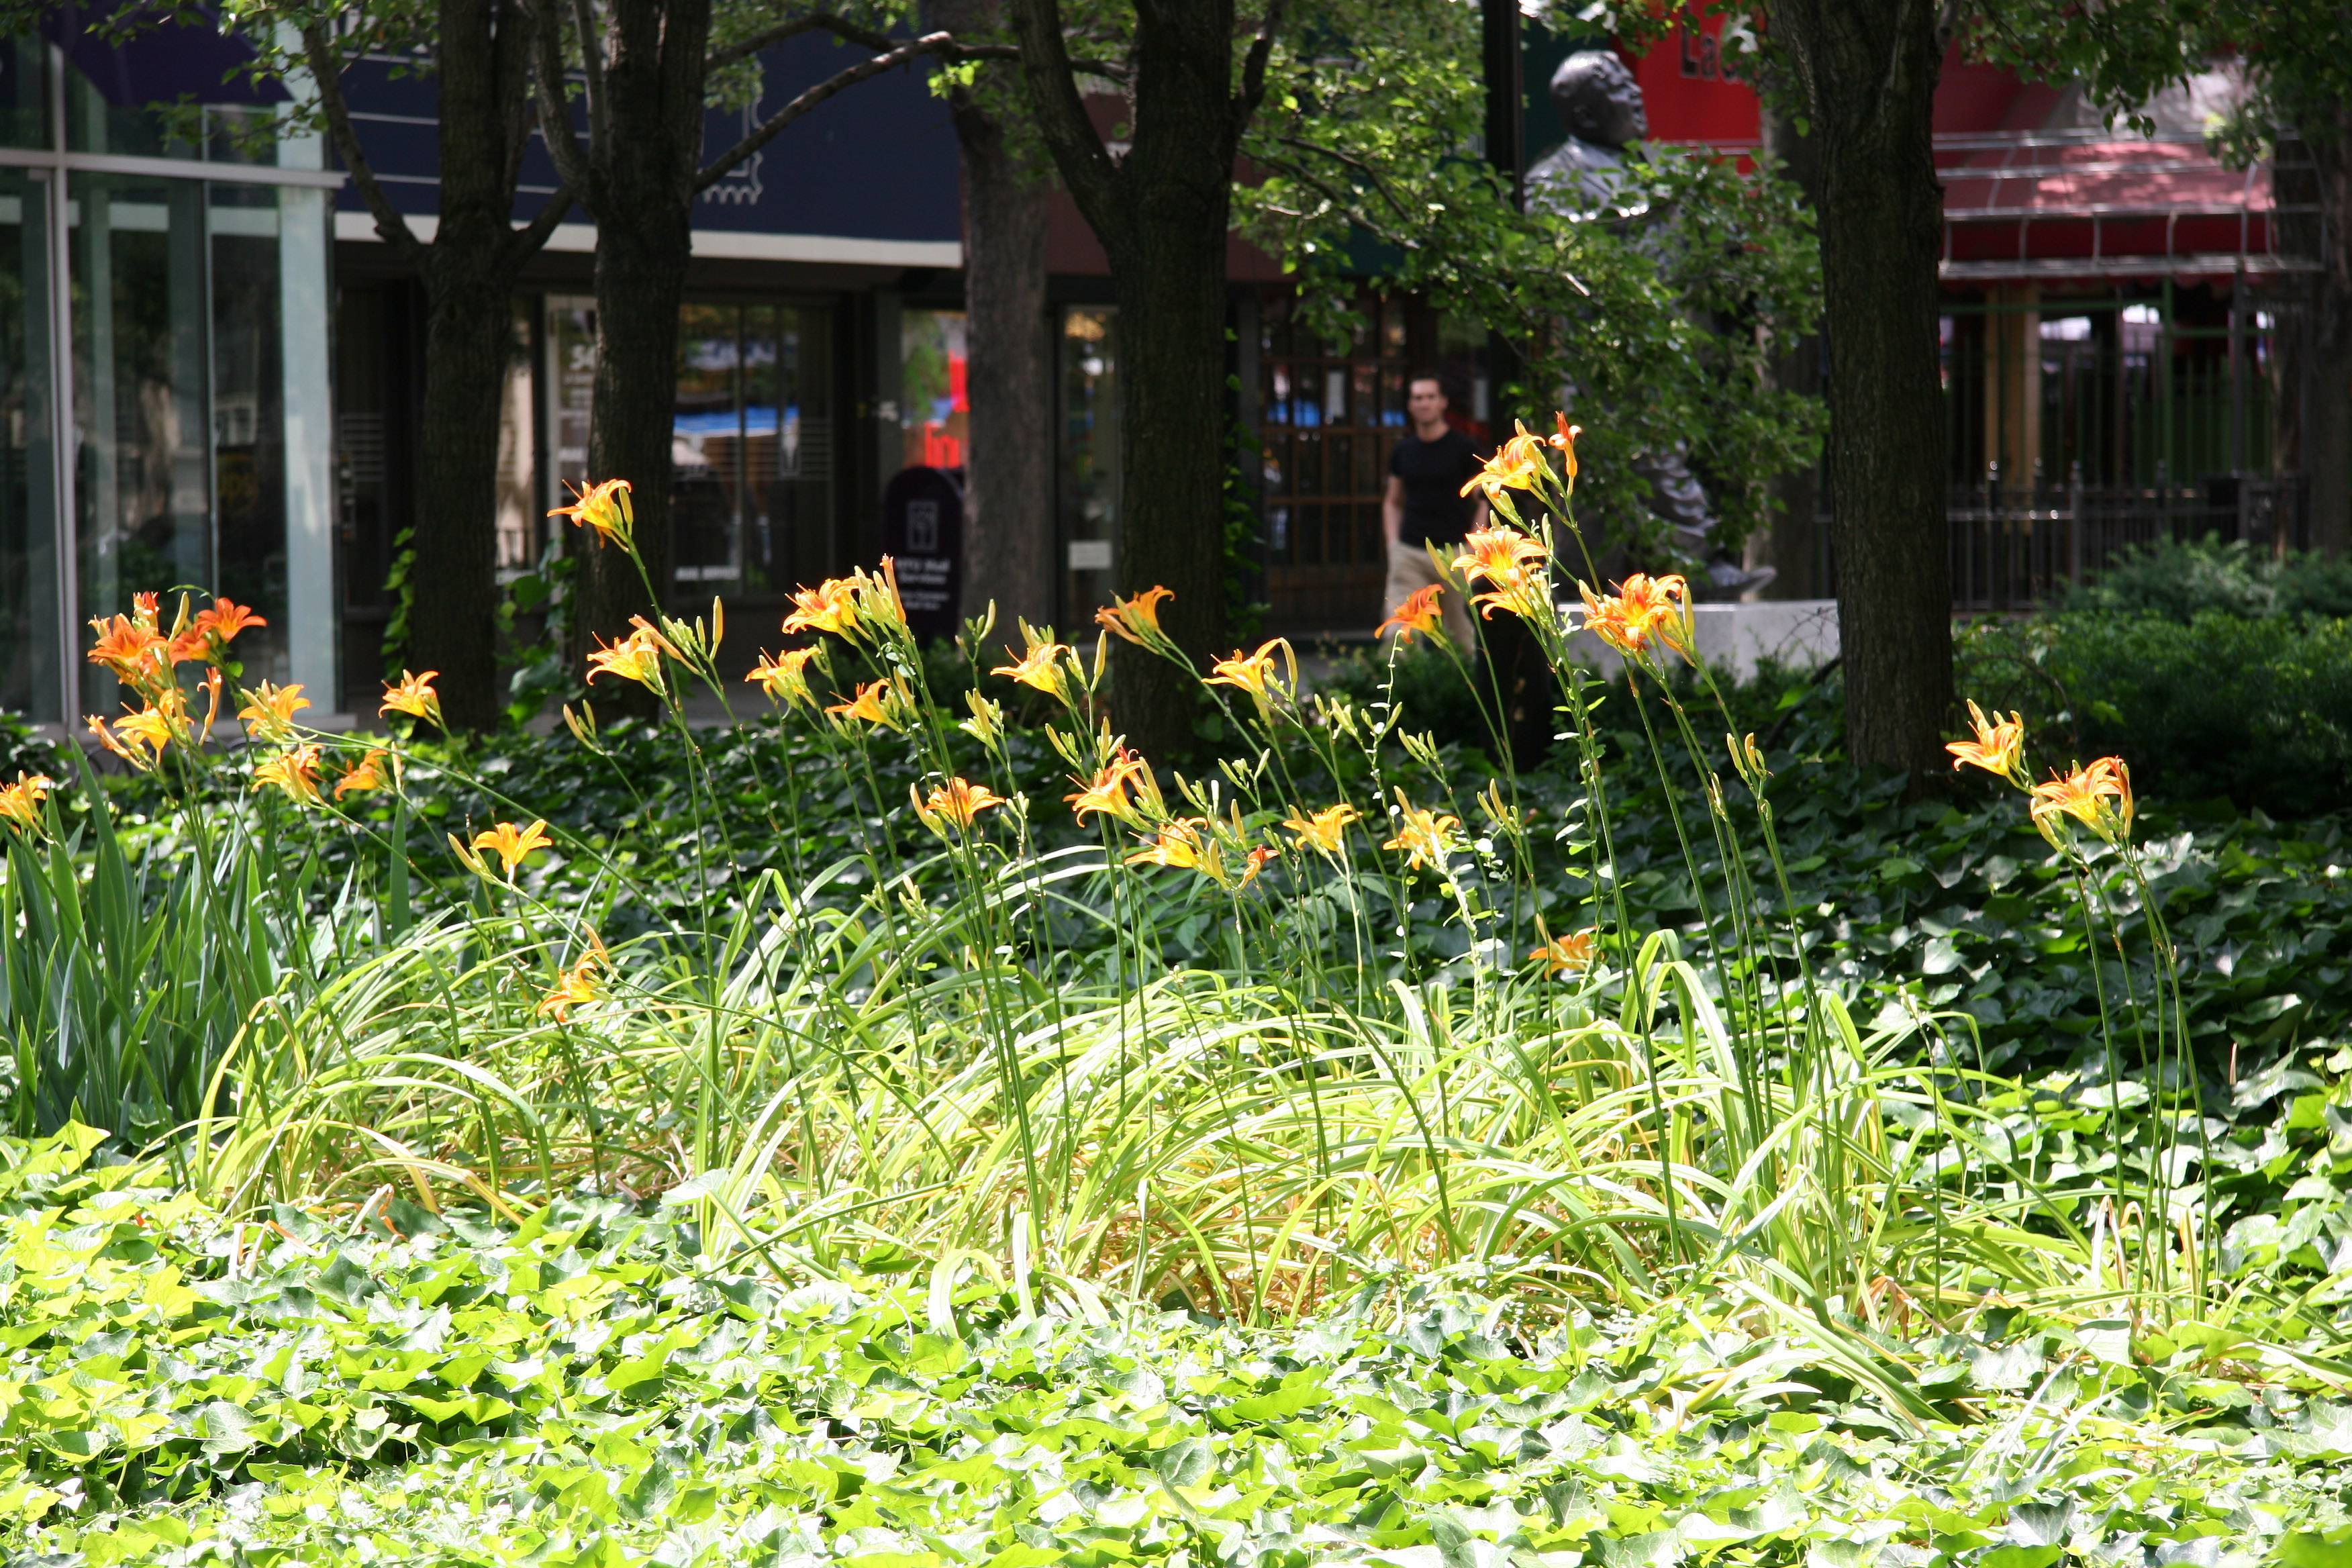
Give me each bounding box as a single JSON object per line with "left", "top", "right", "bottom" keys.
{"left": 1383, "top": 475, "right": 1406, "bottom": 546}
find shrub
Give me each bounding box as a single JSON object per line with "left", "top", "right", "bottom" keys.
{"left": 2056, "top": 534, "right": 2352, "bottom": 622}
{"left": 1959, "top": 610, "right": 2352, "bottom": 816}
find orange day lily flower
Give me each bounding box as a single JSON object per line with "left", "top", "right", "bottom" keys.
{"left": 238, "top": 682, "right": 311, "bottom": 743}
{"left": 826, "top": 677, "right": 908, "bottom": 731}
{"left": 1383, "top": 791, "right": 1461, "bottom": 871}
{"left": 1530, "top": 926, "right": 1600, "bottom": 978}
{"left": 585, "top": 622, "right": 676, "bottom": 694}
{"left": 1126, "top": 818, "right": 1219, "bottom": 876}
{"left": 746, "top": 646, "right": 823, "bottom": 708}
{"left": 1459, "top": 422, "right": 1548, "bottom": 516}
{"left": 1095, "top": 585, "right": 1173, "bottom": 647}
{"left": 915, "top": 776, "right": 1008, "bottom": 835}
{"left": 469, "top": 819, "right": 554, "bottom": 879}
{"left": 538, "top": 937, "right": 607, "bottom": 1022}
{"left": 87, "top": 713, "right": 163, "bottom": 771}
{"left": 1452, "top": 527, "right": 1551, "bottom": 621}
{"left": 1206, "top": 638, "right": 1295, "bottom": 706}
{"left": 1377, "top": 584, "right": 1446, "bottom": 644}
{"left": 781, "top": 577, "right": 861, "bottom": 640}
{"left": 114, "top": 701, "right": 182, "bottom": 759}
{"left": 252, "top": 743, "right": 324, "bottom": 805}
{"left": 993, "top": 628, "right": 1076, "bottom": 702}
{"left": 1282, "top": 802, "right": 1360, "bottom": 854}
{"left": 334, "top": 749, "right": 389, "bottom": 801}
{"left": 548, "top": 477, "right": 634, "bottom": 550}
{"left": 381, "top": 669, "right": 443, "bottom": 727}
{"left": 1579, "top": 573, "right": 1693, "bottom": 663}
{"left": 1066, "top": 748, "right": 1161, "bottom": 828}
{"left": 2029, "top": 756, "right": 2135, "bottom": 850}
{"left": 0, "top": 771, "right": 53, "bottom": 834}
{"left": 1549, "top": 412, "right": 1580, "bottom": 486}
{"left": 87, "top": 614, "right": 172, "bottom": 693}
{"left": 192, "top": 596, "right": 265, "bottom": 642}
{"left": 1947, "top": 699, "right": 2026, "bottom": 785}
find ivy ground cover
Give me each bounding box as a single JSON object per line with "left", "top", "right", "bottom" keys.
{"left": 8, "top": 1128, "right": 2352, "bottom": 1568}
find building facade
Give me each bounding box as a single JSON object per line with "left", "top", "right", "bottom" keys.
{"left": 0, "top": 28, "right": 338, "bottom": 725}
{"left": 12, "top": 13, "right": 2311, "bottom": 728}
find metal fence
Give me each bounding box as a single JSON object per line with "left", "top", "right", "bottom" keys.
{"left": 1943, "top": 473, "right": 2308, "bottom": 611}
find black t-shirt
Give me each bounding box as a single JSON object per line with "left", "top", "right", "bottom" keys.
{"left": 1389, "top": 430, "right": 1483, "bottom": 547}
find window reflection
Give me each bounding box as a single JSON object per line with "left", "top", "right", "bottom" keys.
{"left": 554, "top": 297, "right": 836, "bottom": 597}
{"left": 0, "top": 170, "right": 59, "bottom": 718}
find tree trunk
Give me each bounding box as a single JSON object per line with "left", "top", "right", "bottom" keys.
{"left": 945, "top": 17, "right": 1055, "bottom": 634}
{"left": 362, "top": 0, "right": 552, "bottom": 730}
{"left": 562, "top": 0, "right": 711, "bottom": 665}
{"left": 1003, "top": 0, "right": 1253, "bottom": 756}
{"left": 409, "top": 273, "right": 511, "bottom": 730}
{"left": 573, "top": 221, "right": 689, "bottom": 656}
{"left": 1105, "top": 228, "right": 1229, "bottom": 748}
{"left": 1767, "top": 0, "right": 1952, "bottom": 774}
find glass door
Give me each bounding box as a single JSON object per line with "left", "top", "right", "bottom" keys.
{"left": 0, "top": 168, "right": 60, "bottom": 720}
{"left": 549, "top": 297, "right": 836, "bottom": 599}
{"left": 68, "top": 173, "right": 295, "bottom": 709}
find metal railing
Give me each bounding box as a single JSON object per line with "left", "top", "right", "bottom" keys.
{"left": 1942, "top": 473, "right": 2308, "bottom": 611}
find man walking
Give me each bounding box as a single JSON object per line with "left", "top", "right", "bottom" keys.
{"left": 1379, "top": 374, "right": 1484, "bottom": 651}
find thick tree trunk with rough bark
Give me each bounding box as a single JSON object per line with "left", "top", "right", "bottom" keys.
{"left": 1105, "top": 213, "right": 1230, "bottom": 743}
{"left": 575, "top": 219, "right": 691, "bottom": 654}
{"left": 313, "top": 0, "right": 558, "bottom": 729}
{"left": 544, "top": 0, "right": 711, "bottom": 667}
{"left": 1765, "top": 0, "right": 1951, "bottom": 774}
{"left": 943, "top": 4, "right": 1055, "bottom": 633}
{"left": 409, "top": 277, "right": 511, "bottom": 730}
{"left": 1007, "top": 0, "right": 1273, "bottom": 756}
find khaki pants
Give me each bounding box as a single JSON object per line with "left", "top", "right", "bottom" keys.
{"left": 1379, "top": 539, "right": 1478, "bottom": 653}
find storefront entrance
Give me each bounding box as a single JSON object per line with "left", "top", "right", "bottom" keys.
{"left": 0, "top": 40, "right": 336, "bottom": 723}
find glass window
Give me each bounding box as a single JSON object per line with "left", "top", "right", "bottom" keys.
{"left": 63, "top": 38, "right": 277, "bottom": 164}
{"left": 208, "top": 184, "right": 287, "bottom": 668}
{"left": 899, "top": 309, "right": 967, "bottom": 472}
{"left": 546, "top": 296, "right": 595, "bottom": 503}
{"left": 1058, "top": 306, "right": 1118, "bottom": 620}
{"left": 674, "top": 303, "right": 742, "bottom": 583}
{"left": 0, "top": 38, "right": 46, "bottom": 150}
{"left": 548, "top": 296, "right": 836, "bottom": 596}
{"left": 70, "top": 174, "right": 295, "bottom": 709}
{"left": 0, "top": 170, "right": 61, "bottom": 720}
{"left": 748, "top": 304, "right": 834, "bottom": 592}
{"left": 492, "top": 304, "right": 535, "bottom": 574}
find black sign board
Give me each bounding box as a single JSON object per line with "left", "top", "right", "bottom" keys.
{"left": 880, "top": 466, "right": 965, "bottom": 640}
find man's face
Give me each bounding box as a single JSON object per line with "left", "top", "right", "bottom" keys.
{"left": 1408, "top": 381, "right": 1447, "bottom": 426}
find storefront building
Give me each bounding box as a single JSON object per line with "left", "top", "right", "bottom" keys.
{"left": 0, "top": 32, "right": 337, "bottom": 725}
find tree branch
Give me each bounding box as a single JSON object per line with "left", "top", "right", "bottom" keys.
{"left": 501, "top": 177, "right": 581, "bottom": 268}
{"left": 1268, "top": 132, "right": 1414, "bottom": 224}
{"left": 1003, "top": 0, "right": 1121, "bottom": 226}
{"left": 519, "top": 0, "right": 595, "bottom": 197}
{"left": 706, "top": 13, "right": 893, "bottom": 76}
{"left": 1249, "top": 150, "right": 1413, "bottom": 251}
{"left": 567, "top": 0, "right": 610, "bottom": 148}
{"left": 1234, "top": 0, "right": 1287, "bottom": 125}
{"left": 301, "top": 22, "right": 425, "bottom": 268}
{"left": 696, "top": 30, "right": 963, "bottom": 190}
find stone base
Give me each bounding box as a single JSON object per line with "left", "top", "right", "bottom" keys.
{"left": 1566, "top": 599, "right": 1839, "bottom": 683}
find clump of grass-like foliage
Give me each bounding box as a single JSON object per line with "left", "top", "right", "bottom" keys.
{"left": 0, "top": 438, "right": 2308, "bottom": 1389}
